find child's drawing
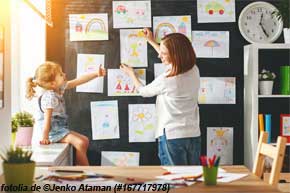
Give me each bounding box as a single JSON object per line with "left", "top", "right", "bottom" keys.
{"left": 120, "top": 29, "right": 147, "bottom": 67}
{"left": 69, "top": 13, "right": 108, "bottom": 41}
{"left": 113, "top": 1, "right": 151, "bottom": 28}
{"left": 154, "top": 63, "right": 171, "bottom": 78}
{"left": 197, "top": 0, "right": 236, "bottom": 23}
{"left": 129, "top": 104, "right": 156, "bottom": 142}
{"left": 192, "top": 31, "right": 229, "bottom": 58}
{"left": 207, "top": 127, "right": 233, "bottom": 165}
{"left": 108, "top": 69, "right": 146, "bottom": 96}
{"left": 101, "top": 151, "right": 140, "bottom": 166}
{"left": 76, "top": 54, "right": 104, "bottom": 93}
{"left": 91, "top": 101, "right": 119, "bottom": 140}
{"left": 153, "top": 16, "right": 191, "bottom": 43}
{"left": 281, "top": 115, "right": 290, "bottom": 136}
{"left": 198, "top": 77, "right": 235, "bottom": 104}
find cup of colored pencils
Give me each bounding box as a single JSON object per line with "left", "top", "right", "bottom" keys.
{"left": 200, "top": 155, "right": 220, "bottom": 185}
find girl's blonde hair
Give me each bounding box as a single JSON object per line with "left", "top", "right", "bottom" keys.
{"left": 26, "top": 61, "right": 63, "bottom": 100}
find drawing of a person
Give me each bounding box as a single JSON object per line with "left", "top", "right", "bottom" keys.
{"left": 124, "top": 83, "right": 130, "bottom": 93}
{"left": 116, "top": 75, "right": 123, "bottom": 93}
{"left": 102, "top": 114, "right": 110, "bottom": 129}
{"left": 210, "top": 128, "right": 229, "bottom": 161}
{"left": 130, "top": 43, "right": 139, "bottom": 57}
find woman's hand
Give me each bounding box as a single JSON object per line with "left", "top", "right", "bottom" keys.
{"left": 120, "top": 64, "right": 135, "bottom": 77}
{"left": 120, "top": 64, "right": 143, "bottom": 89}
{"left": 143, "top": 28, "right": 154, "bottom": 43}
{"left": 97, "top": 65, "right": 106, "bottom": 77}
{"left": 143, "top": 28, "right": 160, "bottom": 53}
{"left": 40, "top": 138, "right": 50, "bottom": 145}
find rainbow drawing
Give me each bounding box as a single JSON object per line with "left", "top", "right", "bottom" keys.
{"left": 153, "top": 16, "right": 191, "bottom": 43}
{"left": 154, "top": 23, "right": 176, "bottom": 42}
{"left": 69, "top": 13, "right": 109, "bottom": 41}
{"left": 85, "top": 18, "right": 106, "bottom": 33}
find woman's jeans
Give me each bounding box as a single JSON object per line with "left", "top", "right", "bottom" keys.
{"left": 158, "top": 131, "right": 201, "bottom": 165}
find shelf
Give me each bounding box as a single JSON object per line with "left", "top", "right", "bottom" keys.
{"left": 245, "top": 43, "right": 290, "bottom": 50}
{"left": 270, "top": 143, "right": 290, "bottom": 146}
{"left": 258, "top": 95, "right": 290, "bottom": 98}
{"left": 244, "top": 44, "right": 290, "bottom": 170}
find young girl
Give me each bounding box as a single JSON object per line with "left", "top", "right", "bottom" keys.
{"left": 120, "top": 28, "right": 201, "bottom": 165}
{"left": 26, "top": 61, "right": 106, "bottom": 166}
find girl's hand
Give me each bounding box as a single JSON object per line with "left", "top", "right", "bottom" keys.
{"left": 120, "top": 64, "right": 135, "bottom": 76}
{"left": 98, "top": 65, "right": 106, "bottom": 77}
{"left": 143, "top": 28, "right": 154, "bottom": 43}
{"left": 40, "top": 138, "right": 51, "bottom": 145}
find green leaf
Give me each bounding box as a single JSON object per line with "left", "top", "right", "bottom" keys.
{"left": 1, "top": 146, "right": 33, "bottom": 163}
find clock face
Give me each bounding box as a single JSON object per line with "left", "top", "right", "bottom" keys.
{"left": 238, "top": 2, "right": 283, "bottom": 43}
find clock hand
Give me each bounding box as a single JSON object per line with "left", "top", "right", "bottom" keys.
{"left": 260, "top": 24, "right": 269, "bottom": 38}
{"left": 259, "top": 13, "right": 263, "bottom": 23}
{"left": 259, "top": 13, "right": 269, "bottom": 38}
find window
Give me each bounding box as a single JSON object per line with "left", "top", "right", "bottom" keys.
{"left": 11, "top": 0, "right": 46, "bottom": 115}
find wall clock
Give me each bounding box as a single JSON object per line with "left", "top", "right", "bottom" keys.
{"left": 238, "top": 2, "right": 283, "bottom": 43}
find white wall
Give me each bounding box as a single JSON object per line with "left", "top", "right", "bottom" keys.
{"left": 0, "top": 0, "right": 11, "bottom": 174}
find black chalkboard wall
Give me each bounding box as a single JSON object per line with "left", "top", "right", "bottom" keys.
{"left": 46, "top": 0, "right": 285, "bottom": 165}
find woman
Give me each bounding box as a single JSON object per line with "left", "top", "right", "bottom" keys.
{"left": 120, "top": 28, "right": 200, "bottom": 165}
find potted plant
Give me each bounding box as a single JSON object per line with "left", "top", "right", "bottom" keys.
{"left": 259, "top": 69, "right": 276, "bottom": 95}
{"left": 13, "top": 111, "right": 34, "bottom": 146}
{"left": 0, "top": 147, "right": 35, "bottom": 188}
{"left": 272, "top": 0, "right": 290, "bottom": 43}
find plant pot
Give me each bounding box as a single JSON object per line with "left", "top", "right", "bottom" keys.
{"left": 283, "top": 28, "right": 290, "bottom": 43}
{"left": 15, "top": 126, "right": 33, "bottom": 147}
{"left": 3, "top": 162, "right": 35, "bottom": 187}
{"left": 259, "top": 81, "right": 274, "bottom": 95}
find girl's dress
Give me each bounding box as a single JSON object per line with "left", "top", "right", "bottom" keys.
{"left": 34, "top": 84, "right": 70, "bottom": 142}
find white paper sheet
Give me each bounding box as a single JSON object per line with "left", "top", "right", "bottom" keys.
{"left": 207, "top": 127, "right": 234, "bottom": 165}
{"left": 154, "top": 63, "right": 171, "bottom": 78}
{"left": 197, "top": 0, "right": 236, "bottom": 23}
{"left": 91, "top": 101, "right": 119, "bottom": 140}
{"left": 69, "top": 13, "right": 109, "bottom": 41}
{"left": 192, "top": 31, "right": 229, "bottom": 58}
{"left": 101, "top": 151, "right": 140, "bottom": 166}
{"left": 162, "top": 166, "right": 226, "bottom": 174}
{"left": 107, "top": 69, "right": 146, "bottom": 96}
{"left": 142, "top": 179, "right": 195, "bottom": 189}
{"left": 216, "top": 173, "right": 248, "bottom": 183}
{"left": 198, "top": 77, "right": 236, "bottom": 104}
{"left": 76, "top": 54, "right": 104, "bottom": 93}
{"left": 129, "top": 104, "right": 156, "bottom": 142}
{"left": 282, "top": 116, "right": 290, "bottom": 136}
{"left": 113, "top": 1, "right": 151, "bottom": 28}
{"left": 198, "top": 173, "right": 248, "bottom": 183}
{"left": 153, "top": 16, "right": 191, "bottom": 43}
{"left": 120, "top": 29, "right": 147, "bottom": 67}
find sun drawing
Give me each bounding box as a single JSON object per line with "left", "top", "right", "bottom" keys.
{"left": 133, "top": 107, "right": 152, "bottom": 122}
